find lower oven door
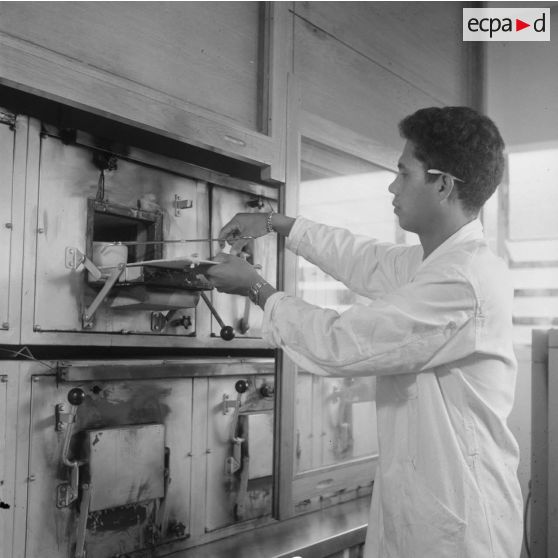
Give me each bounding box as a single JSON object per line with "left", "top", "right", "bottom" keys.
{"left": 21, "top": 357, "right": 275, "bottom": 558}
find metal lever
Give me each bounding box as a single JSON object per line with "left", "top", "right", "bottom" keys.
{"left": 82, "top": 264, "right": 126, "bottom": 327}
{"left": 224, "top": 380, "right": 249, "bottom": 475}
{"left": 74, "top": 483, "right": 91, "bottom": 558}
{"left": 200, "top": 292, "right": 235, "bottom": 341}
{"left": 66, "top": 247, "right": 125, "bottom": 327}
{"left": 57, "top": 388, "right": 86, "bottom": 508}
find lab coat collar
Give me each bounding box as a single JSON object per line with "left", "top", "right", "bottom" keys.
{"left": 420, "top": 219, "right": 484, "bottom": 267}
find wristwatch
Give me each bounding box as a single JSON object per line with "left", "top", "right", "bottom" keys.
{"left": 266, "top": 210, "right": 275, "bottom": 233}
{"left": 248, "top": 280, "right": 267, "bottom": 306}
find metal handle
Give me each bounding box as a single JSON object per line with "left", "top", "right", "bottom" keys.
{"left": 200, "top": 292, "right": 235, "bottom": 341}
{"left": 57, "top": 388, "right": 86, "bottom": 508}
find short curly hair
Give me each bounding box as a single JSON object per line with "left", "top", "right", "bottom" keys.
{"left": 399, "top": 106, "right": 505, "bottom": 215}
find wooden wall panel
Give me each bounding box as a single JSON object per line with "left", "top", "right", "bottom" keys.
{"left": 293, "top": 1, "right": 470, "bottom": 166}
{"left": 294, "top": 2, "right": 468, "bottom": 105}
{"left": 0, "top": 1, "right": 260, "bottom": 131}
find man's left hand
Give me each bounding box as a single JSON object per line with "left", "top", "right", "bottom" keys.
{"left": 204, "top": 252, "right": 262, "bottom": 296}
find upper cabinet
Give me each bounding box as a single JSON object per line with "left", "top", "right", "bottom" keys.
{"left": 0, "top": 2, "right": 290, "bottom": 182}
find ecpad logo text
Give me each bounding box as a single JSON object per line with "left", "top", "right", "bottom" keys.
{"left": 463, "top": 8, "right": 550, "bottom": 42}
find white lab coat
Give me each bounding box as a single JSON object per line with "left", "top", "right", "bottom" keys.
{"left": 262, "top": 217, "right": 523, "bottom": 558}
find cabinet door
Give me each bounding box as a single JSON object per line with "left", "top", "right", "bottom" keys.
{"left": 0, "top": 364, "right": 18, "bottom": 558}
{"left": 25, "top": 372, "right": 193, "bottom": 558}
{"left": 210, "top": 185, "right": 278, "bottom": 339}
{"left": 22, "top": 125, "right": 209, "bottom": 346}
{"left": 0, "top": 3, "right": 290, "bottom": 181}
{"left": 0, "top": 111, "right": 26, "bottom": 344}
{"left": 204, "top": 374, "right": 274, "bottom": 532}
{"left": 32, "top": 133, "right": 200, "bottom": 334}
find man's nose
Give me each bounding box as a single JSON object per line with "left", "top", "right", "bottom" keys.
{"left": 388, "top": 177, "right": 399, "bottom": 195}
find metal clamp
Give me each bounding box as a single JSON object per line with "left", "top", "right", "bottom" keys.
{"left": 65, "top": 248, "right": 102, "bottom": 281}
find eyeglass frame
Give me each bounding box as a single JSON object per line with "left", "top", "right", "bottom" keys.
{"left": 426, "top": 169, "right": 465, "bottom": 183}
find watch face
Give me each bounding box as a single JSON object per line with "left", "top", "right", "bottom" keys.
{"left": 249, "top": 280, "right": 265, "bottom": 304}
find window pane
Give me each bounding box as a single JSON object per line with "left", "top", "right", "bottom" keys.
{"left": 294, "top": 139, "right": 398, "bottom": 472}
{"left": 298, "top": 139, "right": 399, "bottom": 312}
{"left": 508, "top": 149, "right": 558, "bottom": 240}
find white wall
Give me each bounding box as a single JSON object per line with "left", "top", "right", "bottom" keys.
{"left": 485, "top": 6, "right": 558, "bottom": 557}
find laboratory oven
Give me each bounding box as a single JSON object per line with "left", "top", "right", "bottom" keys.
{"left": 4, "top": 358, "right": 275, "bottom": 558}
{"left": 15, "top": 116, "right": 278, "bottom": 348}
{"left": 0, "top": 104, "right": 281, "bottom": 558}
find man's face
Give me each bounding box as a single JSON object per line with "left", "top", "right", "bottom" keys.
{"left": 388, "top": 140, "right": 439, "bottom": 234}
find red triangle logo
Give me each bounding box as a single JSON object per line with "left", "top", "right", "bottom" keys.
{"left": 516, "top": 18, "right": 530, "bottom": 31}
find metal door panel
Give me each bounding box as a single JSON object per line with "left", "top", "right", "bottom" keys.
{"left": 31, "top": 132, "right": 205, "bottom": 339}
{"left": 87, "top": 424, "right": 165, "bottom": 511}
{"left": 0, "top": 373, "right": 7, "bottom": 554}
{"left": 210, "top": 186, "right": 278, "bottom": 338}
{"left": 34, "top": 137, "right": 203, "bottom": 334}
{"left": 26, "top": 373, "right": 193, "bottom": 558}
{"left": 205, "top": 374, "right": 274, "bottom": 532}
{"left": 0, "top": 367, "right": 18, "bottom": 558}
{"left": 0, "top": 120, "right": 15, "bottom": 331}
{"left": 0, "top": 112, "right": 26, "bottom": 343}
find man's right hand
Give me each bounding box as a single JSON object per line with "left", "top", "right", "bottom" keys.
{"left": 219, "top": 212, "right": 269, "bottom": 255}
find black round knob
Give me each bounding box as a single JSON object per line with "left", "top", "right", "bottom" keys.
{"left": 235, "top": 379, "right": 249, "bottom": 394}
{"left": 260, "top": 384, "right": 275, "bottom": 398}
{"left": 67, "top": 387, "right": 86, "bottom": 406}
{"left": 220, "top": 326, "right": 235, "bottom": 341}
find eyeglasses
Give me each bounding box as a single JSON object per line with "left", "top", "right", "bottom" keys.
{"left": 427, "top": 169, "right": 464, "bottom": 183}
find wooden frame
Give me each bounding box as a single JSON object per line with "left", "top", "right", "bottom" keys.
{"left": 277, "top": 76, "right": 390, "bottom": 519}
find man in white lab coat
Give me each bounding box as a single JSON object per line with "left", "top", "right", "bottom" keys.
{"left": 205, "top": 106, "right": 523, "bottom": 557}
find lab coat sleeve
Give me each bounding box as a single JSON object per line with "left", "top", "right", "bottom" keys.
{"left": 287, "top": 216, "right": 422, "bottom": 297}
{"left": 261, "top": 268, "right": 477, "bottom": 377}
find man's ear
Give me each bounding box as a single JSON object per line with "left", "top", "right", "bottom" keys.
{"left": 437, "top": 175, "right": 456, "bottom": 202}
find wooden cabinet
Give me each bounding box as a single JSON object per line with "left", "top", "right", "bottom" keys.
{"left": 0, "top": 2, "right": 289, "bottom": 182}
